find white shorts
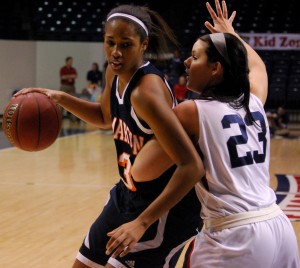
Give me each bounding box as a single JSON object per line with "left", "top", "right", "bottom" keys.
{"left": 190, "top": 213, "right": 300, "bottom": 268}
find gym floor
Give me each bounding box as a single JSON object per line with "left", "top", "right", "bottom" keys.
{"left": 0, "top": 118, "right": 299, "bottom": 267}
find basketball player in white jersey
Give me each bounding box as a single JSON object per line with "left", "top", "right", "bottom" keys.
{"left": 105, "top": 0, "right": 300, "bottom": 267}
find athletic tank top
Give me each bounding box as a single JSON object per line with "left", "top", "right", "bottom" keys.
{"left": 110, "top": 61, "right": 176, "bottom": 192}
{"left": 194, "top": 93, "right": 276, "bottom": 220}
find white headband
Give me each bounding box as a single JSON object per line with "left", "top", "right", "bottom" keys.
{"left": 107, "top": 13, "right": 149, "bottom": 36}
{"left": 210, "top": 33, "right": 231, "bottom": 66}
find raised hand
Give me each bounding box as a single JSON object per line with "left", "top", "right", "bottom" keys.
{"left": 204, "top": 0, "right": 236, "bottom": 34}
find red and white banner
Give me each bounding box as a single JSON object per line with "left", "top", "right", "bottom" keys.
{"left": 275, "top": 174, "right": 300, "bottom": 221}
{"left": 240, "top": 33, "right": 300, "bottom": 50}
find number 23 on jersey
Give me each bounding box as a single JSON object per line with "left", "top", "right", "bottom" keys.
{"left": 222, "top": 111, "right": 267, "bottom": 168}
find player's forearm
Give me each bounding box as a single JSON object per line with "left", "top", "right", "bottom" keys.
{"left": 234, "top": 33, "right": 266, "bottom": 74}
{"left": 137, "top": 161, "right": 204, "bottom": 229}
{"left": 58, "top": 92, "right": 111, "bottom": 128}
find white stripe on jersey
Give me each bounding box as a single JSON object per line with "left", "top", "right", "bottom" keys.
{"left": 130, "top": 212, "right": 169, "bottom": 252}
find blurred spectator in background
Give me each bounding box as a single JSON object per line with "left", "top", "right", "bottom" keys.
{"left": 173, "top": 75, "right": 188, "bottom": 103}
{"left": 87, "top": 62, "right": 102, "bottom": 87}
{"left": 82, "top": 62, "right": 103, "bottom": 102}
{"left": 164, "top": 48, "right": 185, "bottom": 89}
{"left": 267, "top": 105, "right": 289, "bottom": 137}
{"left": 60, "top": 56, "right": 77, "bottom": 94}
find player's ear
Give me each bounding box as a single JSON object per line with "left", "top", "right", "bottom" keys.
{"left": 210, "top": 61, "right": 224, "bottom": 85}
{"left": 212, "top": 61, "right": 223, "bottom": 77}
{"left": 142, "top": 38, "right": 149, "bottom": 51}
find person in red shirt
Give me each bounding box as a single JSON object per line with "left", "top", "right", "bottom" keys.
{"left": 60, "top": 56, "right": 78, "bottom": 94}
{"left": 173, "top": 75, "right": 188, "bottom": 103}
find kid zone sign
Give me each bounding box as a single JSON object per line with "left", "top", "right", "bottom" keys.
{"left": 240, "top": 33, "right": 300, "bottom": 50}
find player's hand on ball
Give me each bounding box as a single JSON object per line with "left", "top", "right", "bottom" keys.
{"left": 14, "top": 87, "right": 62, "bottom": 104}
{"left": 3, "top": 92, "right": 62, "bottom": 151}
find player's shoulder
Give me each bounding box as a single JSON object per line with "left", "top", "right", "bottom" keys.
{"left": 131, "top": 62, "right": 170, "bottom": 106}
{"left": 138, "top": 62, "right": 165, "bottom": 83}
{"left": 174, "top": 100, "right": 197, "bottom": 114}
{"left": 250, "top": 92, "right": 264, "bottom": 106}
{"left": 174, "top": 100, "right": 199, "bottom": 144}
{"left": 135, "top": 71, "right": 168, "bottom": 100}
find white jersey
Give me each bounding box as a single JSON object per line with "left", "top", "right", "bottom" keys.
{"left": 194, "top": 93, "right": 276, "bottom": 221}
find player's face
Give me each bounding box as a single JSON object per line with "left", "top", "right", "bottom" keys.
{"left": 184, "top": 39, "right": 215, "bottom": 94}
{"left": 104, "top": 19, "right": 147, "bottom": 78}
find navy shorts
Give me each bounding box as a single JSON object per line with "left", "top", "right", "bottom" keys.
{"left": 76, "top": 179, "right": 202, "bottom": 268}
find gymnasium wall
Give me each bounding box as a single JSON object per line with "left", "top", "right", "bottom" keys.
{"left": 0, "top": 40, "right": 105, "bottom": 114}
{"left": 0, "top": 40, "right": 36, "bottom": 115}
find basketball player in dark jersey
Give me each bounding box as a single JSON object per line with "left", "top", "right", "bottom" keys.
{"left": 105, "top": 61, "right": 201, "bottom": 268}
{"left": 15, "top": 4, "right": 204, "bottom": 268}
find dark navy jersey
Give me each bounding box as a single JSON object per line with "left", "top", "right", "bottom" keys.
{"left": 110, "top": 61, "right": 176, "bottom": 193}
{"left": 77, "top": 63, "right": 202, "bottom": 267}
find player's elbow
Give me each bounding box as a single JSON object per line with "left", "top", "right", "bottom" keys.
{"left": 193, "top": 156, "right": 205, "bottom": 183}
{"left": 181, "top": 154, "right": 205, "bottom": 185}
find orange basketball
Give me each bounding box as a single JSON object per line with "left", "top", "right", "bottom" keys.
{"left": 2, "top": 92, "right": 62, "bottom": 151}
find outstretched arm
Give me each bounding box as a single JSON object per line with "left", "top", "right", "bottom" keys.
{"left": 205, "top": 0, "right": 268, "bottom": 104}
{"left": 14, "top": 65, "right": 114, "bottom": 129}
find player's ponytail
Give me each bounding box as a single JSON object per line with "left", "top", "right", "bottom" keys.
{"left": 143, "top": 7, "right": 180, "bottom": 58}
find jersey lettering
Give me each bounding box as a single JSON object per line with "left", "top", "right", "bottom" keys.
{"left": 118, "top": 153, "right": 137, "bottom": 191}
{"left": 113, "top": 117, "right": 145, "bottom": 155}
{"left": 221, "top": 111, "right": 267, "bottom": 168}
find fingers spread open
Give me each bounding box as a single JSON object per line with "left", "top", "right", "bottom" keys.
{"left": 206, "top": 2, "right": 217, "bottom": 20}
{"left": 214, "top": 0, "right": 224, "bottom": 17}
{"left": 229, "top": 11, "right": 236, "bottom": 24}
{"left": 222, "top": 0, "right": 228, "bottom": 18}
